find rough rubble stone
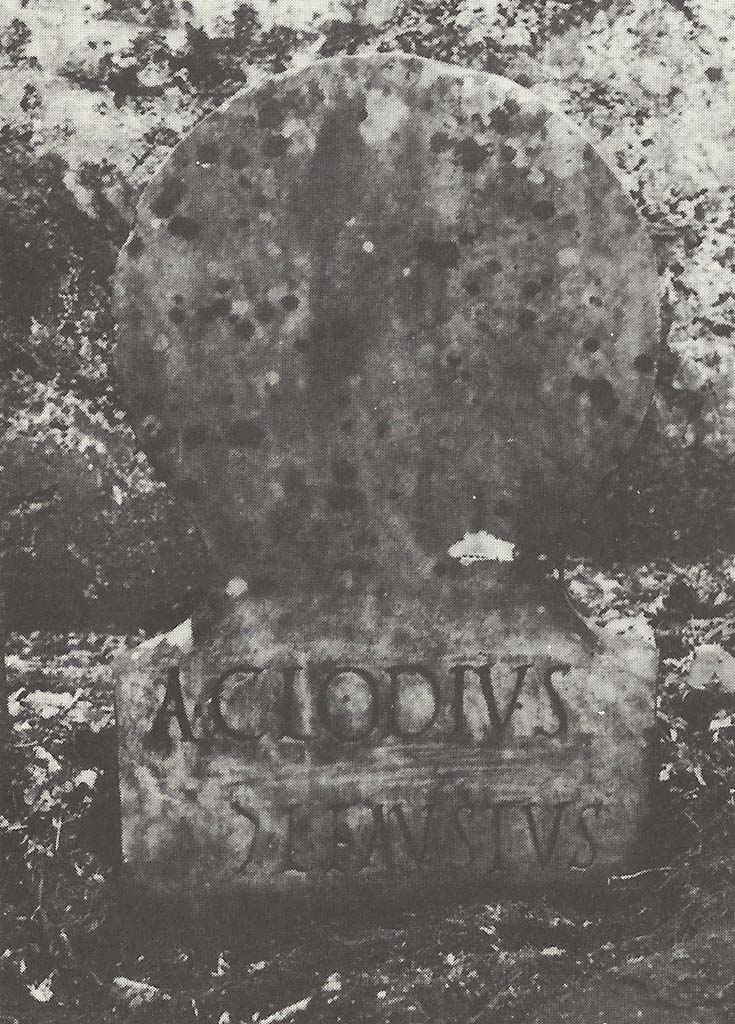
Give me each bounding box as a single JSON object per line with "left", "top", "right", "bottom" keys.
{"left": 688, "top": 643, "right": 735, "bottom": 694}
{"left": 112, "top": 53, "right": 660, "bottom": 903}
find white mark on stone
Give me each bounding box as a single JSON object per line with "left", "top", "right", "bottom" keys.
{"left": 362, "top": 240, "right": 375, "bottom": 254}
{"left": 527, "top": 166, "right": 545, "bottom": 184}
{"left": 448, "top": 531, "right": 515, "bottom": 564}
{"left": 558, "top": 247, "right": 580, "bottom": 268}
{"left": 226, "top": 577, "right": 248, "bottom": 598}
{"left": 360, "top": 91, "right": 411, "bottom": 145}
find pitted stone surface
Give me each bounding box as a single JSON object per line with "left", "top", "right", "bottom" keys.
{"left": 114, "top": 52, "right": 659, "bottom": 587}
{"left": 112, "top": 54, "right": 660, "bottom": 904}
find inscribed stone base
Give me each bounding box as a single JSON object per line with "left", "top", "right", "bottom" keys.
{"left": 114, "top": 575, "right": 657, "bottom": 903}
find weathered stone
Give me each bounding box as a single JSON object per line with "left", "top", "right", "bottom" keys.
{"left": 115, "top": 577, "right": 657, "bottom": 898}
{"left": 114, "top": 51, "right": 659, "bottom": 586}
{"left": 112, "top": 53, "right": 660, "bottom": 903}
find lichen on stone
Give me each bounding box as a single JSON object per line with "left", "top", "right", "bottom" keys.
{"left": 113, "top": 51, "right": 659, "bottom": 590}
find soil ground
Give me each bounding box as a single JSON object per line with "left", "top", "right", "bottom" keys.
{"left": 4, "top": 857, "right": 734, "bottom": 1024}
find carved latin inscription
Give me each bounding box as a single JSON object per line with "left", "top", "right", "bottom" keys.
{"left": 224, "top": 793, "right": 607, "bottom": 877}
{"left": 145, "top": 657, "right": 573, "bottom": 748}
{"left": 135, "top": 655, "right": 611, "bottom": 879}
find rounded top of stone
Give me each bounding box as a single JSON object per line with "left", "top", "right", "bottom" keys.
{"left": 113, "top": 51, "right": 659, "bottom": 592}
